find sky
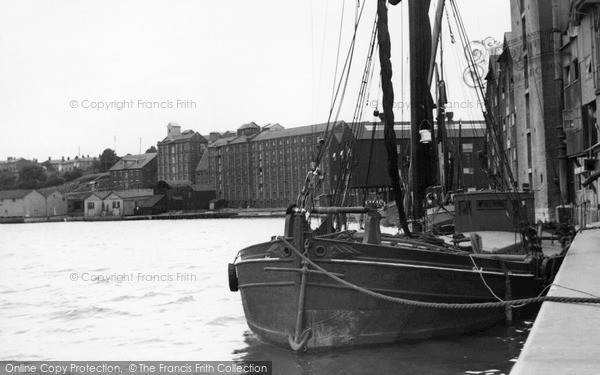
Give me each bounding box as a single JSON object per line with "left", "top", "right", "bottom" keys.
{"left": 0, "top": 0, "right": 511, "bottom": 161}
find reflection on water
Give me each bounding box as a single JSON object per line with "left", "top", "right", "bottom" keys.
{"left": 233, "top": 319, "right": 533, "bottom": 375}
{"left": 0, "top": 218, "right": 533, "bottom": 374}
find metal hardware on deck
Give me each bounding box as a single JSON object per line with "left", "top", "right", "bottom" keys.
{"left": 363, "top": 210, "right": 382, "bottom": 244}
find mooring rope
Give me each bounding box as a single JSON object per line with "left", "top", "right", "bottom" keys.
{"left": 278, "top": 237, "right": 600, "bottom": 309}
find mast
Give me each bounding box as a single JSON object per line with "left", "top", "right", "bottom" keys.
{"left": 409, "top": 0, "right": 434, "bottom": 232}
{"left": 377, "top": 0, "right": 411, "bottom": 237}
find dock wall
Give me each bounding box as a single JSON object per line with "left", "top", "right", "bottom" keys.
{"left": 511, "top": 223, "right": 600, "bottom": 374}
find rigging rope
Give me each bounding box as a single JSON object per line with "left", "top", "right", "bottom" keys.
{"left": 449, "top": 0, "right": 517, "bottom": 192}
{"left": 278, "top": 236, "right": 600, "bottom": 309}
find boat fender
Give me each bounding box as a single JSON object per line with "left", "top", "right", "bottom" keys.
{"left": 228, "top": 263, "right": 239, "bottom": 292}
{"left": 541, "top": 257, "right": 557, "bottom": 284}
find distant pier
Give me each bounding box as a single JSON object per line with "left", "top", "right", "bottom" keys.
{"left": 511, "top": 222, "right": 600, "bottom": 374}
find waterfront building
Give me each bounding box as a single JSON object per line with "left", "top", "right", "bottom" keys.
{"left": 202, "top": 120, "right": 488, "bottom": 208}
{"left": 157, "top": 123, "right": 208, "bottom": 184}
{"left": 83, "top": 191, "right": 111, "bottom": 217}
{"left": 154, "top": 180, "right": 215, "bottom": 211}
{"left": 109, "top": 153, "right": 158, "bottom": 190}
{"left": 204, "top": 121, "right": 352, "bottom": 208}
{"left": 506, "top": 0, "right": 570, "bottom": 221}
{"left": 352, "top": 121, "right": 489, "bottom": 193}
{"left": 103, "top": 190, "right": 154, "bottom": 216}
{"left": 558, "top": 0, "right": 600, "bottom": 223}
{"left": 65, "top": 192, "right": 92, "bottom": 216}
{"left": 485, "top": 36, "right": 520, "bottom": 190}
{"left": 0, "top": 189, "right": 46, "bottom": 218}
{"left": 38, "top": 187, "right": 68, "bottom": 218}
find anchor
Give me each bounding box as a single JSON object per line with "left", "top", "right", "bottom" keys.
{"left": 288, "top": 260, "right": 312, "bottom": 351}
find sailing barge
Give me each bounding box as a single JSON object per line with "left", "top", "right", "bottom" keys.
{"left": 229, "top": 0, "right": 567, "bottom": 351}
{"left": 231, "top": 207, "right": 557, "bottom": 350}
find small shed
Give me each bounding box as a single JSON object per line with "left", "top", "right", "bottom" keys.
{"left": 137, "top": 195, "right": 168, "bottom": 215}
{"left": 0, "top": 189, "right": 46, "bottom": 218}
{"left": 104, "top": 190, "right": 154, "bottom": 216}
{"left": 66, "top": 192, "right": 93, "bottom": 216}
{"left": 84, "top": 191, "right": 111, "bottom": 217}
{"left": 209, "top": 198, "right": 227, "bottom": 211}
{"left": 39, "top": 188, "right": 68, "bottom": 217}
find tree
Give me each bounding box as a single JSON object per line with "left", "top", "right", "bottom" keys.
{"left": 146, "top": 146, "right": 157, "bottom": 153}
{"left": 41, "top": 160, "right": 56, "bottom": 174}
{"left": 44, "top": 175, "right": 66, "bottom": 187}
{"left": 0, "top": 171, "right": 18, "bottom": 190}
{"left": 98, "top": 148, "right": 120, "bottom": 172}
{"left": 18, "top": 164, "right": 47, "bottom": 189}
{"left": 63, "top": 168, "right": 83, "bottom": 182}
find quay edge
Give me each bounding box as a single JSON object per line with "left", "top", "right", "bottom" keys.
{"left": 511, "top": 222, "right": 600, "bottom": 374}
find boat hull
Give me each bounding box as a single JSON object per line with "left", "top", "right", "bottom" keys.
{"left": 235, "top": 238, "right": 543, "bottom": 350}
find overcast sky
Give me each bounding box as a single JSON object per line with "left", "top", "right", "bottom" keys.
{"left": 0, "top": 0, "right": 510, "bottom": 161}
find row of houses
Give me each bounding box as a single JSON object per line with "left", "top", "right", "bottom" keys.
{"left": 3, "top": 118, "right": 489, "bottom": 212}
{"left": 0, "top": 180, "right": 217, "bottom": 221}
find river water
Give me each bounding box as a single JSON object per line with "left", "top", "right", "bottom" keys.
{"left": 0, "top": 218, "right": 532, "bottom": 374}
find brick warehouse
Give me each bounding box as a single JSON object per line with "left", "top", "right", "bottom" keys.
{"left": 197, "top": 120, "right": 488, "bottom": 208}
{"left": 157, "top": 122, "right": 208, "bottom": 184}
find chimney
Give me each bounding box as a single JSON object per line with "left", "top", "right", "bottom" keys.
{"left": 167, "top": 123, "right": 181, "bottom": 139}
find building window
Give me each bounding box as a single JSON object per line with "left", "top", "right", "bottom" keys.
{"left": 462, "top": 143, "right": 473, "bottom": 152}
{"left": 112, "top": 201, "right": 120, "bottom": 208}
{"left": 87, "top": 202, "right": 95, "bottom": 210}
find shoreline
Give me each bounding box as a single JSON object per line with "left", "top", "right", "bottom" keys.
{"left": 0, "top": 208, "right": 288, "bottom": 224}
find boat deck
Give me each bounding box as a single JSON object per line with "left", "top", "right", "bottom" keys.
{"left": 440, "top": 230, "right": 564, "bottom": 256}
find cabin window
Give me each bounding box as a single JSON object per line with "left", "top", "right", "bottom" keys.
{"left": 458, "top": 201, "right": 471, "bottom": 216}
{"left": 476, "top": 200, "right": 506, "bottom": 210}
{"left": 87, "top": 202, "right": 95, "bottom": 210}
{"left": 462, "top": 143, "right": 473, "bottom": 152}
{"left": 112, "top": 201, "right": 120, "bottom": 208}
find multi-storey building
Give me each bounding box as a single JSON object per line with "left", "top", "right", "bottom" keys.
{"left": 485, "top": 35, "right": 520, "bottom": 190}
{"left": 353, "top": 121, "right": 489, "bottom": 193}
{"left": 109, "top": 153, "right": 158, "bottom": 190}
{"left": 556, "top": 0, "right": 600, "bottom": 223}
{"left": 503, "top": 0, "right": 570, "bottom": 221}
{"left": 203, "top": 121, "right": 353, "bottom": 208}
{"left": 157, "top": 123, "right": 208, "bottom": 184}
{"left": 486, "top": 0, "right": 600, "bottom": 223}
{"left": 200, "top": 120, "right": 488, "bottom": 208}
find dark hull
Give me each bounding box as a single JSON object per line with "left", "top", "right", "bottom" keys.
{"left": 234, "top": 236, "right": 545, "bottom": 350}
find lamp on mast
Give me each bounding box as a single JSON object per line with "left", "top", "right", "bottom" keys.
{"left": 419, "top": 120, "right": 432, "bottom": 144}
